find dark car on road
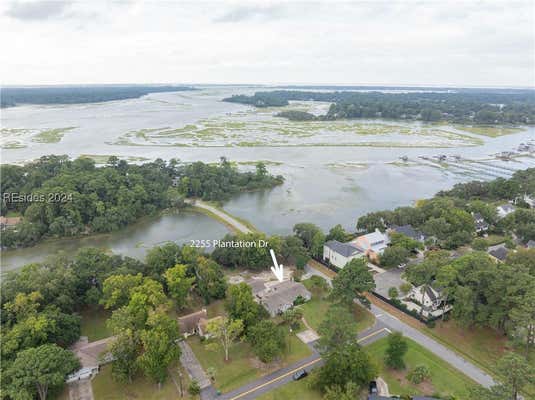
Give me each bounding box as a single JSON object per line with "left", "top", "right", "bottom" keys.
{"left": 292, "top": 370, "right": 308, "bottom": 381}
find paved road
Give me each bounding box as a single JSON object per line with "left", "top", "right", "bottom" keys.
{"left": 201, "top": 323, "right": 389, "bottom": 400}
{"left": 369, "top": 303, "right": 496, "bottom": 388}
{"left": 186, "top": 199, "right": 252, "bottom": 233}
{"left": 308, "top": 262, "right": 496, "bottom": 389}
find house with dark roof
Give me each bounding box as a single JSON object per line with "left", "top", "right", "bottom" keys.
{"left": 323, "top": 239, "right": 363, "bottom": 269}
{"left": 407, "top": 285, "right": 444, "bottom": 312}
{"left": 389, "top": 224, "right": 427, "bottom": 242}
{"left": 496, "top": 204, "right": 515, "bottom": 219}
{"left": 178, "top": 308, "right": 207, "bottom": 337}
{"left": 488, "top": 245, "right": 509, "bottom": 262}
{"left": 254, "top": 280, "right": 311, "bottom": 317}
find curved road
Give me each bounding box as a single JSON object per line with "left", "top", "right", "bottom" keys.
{"left": 186, "top": 199, "right": 252, "bottom": 234}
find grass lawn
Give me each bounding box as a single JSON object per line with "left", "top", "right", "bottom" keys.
{"left": 187, "top": 330, "right": 312, "bottom": 393}
{"left": 92, "top": 363, "right": 192, "bottom": 400}
{"left": 484, "top": 234, "right": 507, "bottom": 246}
{"left": 299, "top": 278, "right": 375, "bottom": 333}
{"left": 79, "top": 306, "right": 112, "bottom": 342}
{"left": 425, "top": 320, "right": 535, "bottom": 397}
{"left": 366, "top": 337, "right": 476, "bottom": 398}
{"left": 256, "top": 378, "right": 323, "bottom": 400}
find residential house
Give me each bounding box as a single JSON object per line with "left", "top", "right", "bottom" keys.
{"left": 0, "top": 216, "right": 21, "bottom": 230}
{"left": 526, "top": 240, "right": 535, "bottom": 249}
{"left": 496, "top": 204, "right": 515, "bottom": 219}
{"left": 523, "top": 194, "right": 535, "bottom": 208}
{"left": 323, "top": 240, "right": 363, "bottom": 269}
{"left": 488, "top": 245, "right": 509, "bottom": 262}
{"left": 472, "top": 213, "right": 489, "bottom": 234}
{"left": 407, "top": 285, "right": 444, "bottom": 312}
{"left": 252, "top": 280, "right": 311, "bottom": 317}
{"left": 389, "top": 224, "right": 427, "bottom": 242}
{"left": 178, "top": 308, "right": 208, "bottom": 337}
{"left": 350, "top": 228, "right": 390, "bottom": 262}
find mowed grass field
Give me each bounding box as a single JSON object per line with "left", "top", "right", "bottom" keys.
{"left": 366, "top": 337, "right": 476, "bottom": 398}
{"left": 187, "top": 331, "right": 312, "bottom": 393}
{"left": 92, "top": 363, "right": 191, "bottom": 400}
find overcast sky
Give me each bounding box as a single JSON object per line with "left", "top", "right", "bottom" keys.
{"left": 1, "top": 0, "right": 534, "bottom": 87}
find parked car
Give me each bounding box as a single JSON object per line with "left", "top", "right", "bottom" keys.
{"left": 369, "top": 380, "right": 378, "bottom": 394}
{"left": 292, "top": 370, "right": 308, "bottom": 381}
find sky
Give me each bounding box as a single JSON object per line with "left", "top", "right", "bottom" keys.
{"left": 1, "top": 0, "right": 534, "bottom": 87}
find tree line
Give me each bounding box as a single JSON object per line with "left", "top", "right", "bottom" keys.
{"left": 1, "top": 155, "right": 283, "bottom": 249}
{"left": 0, "top": 242, "right": 229, "bottom": 398}
{"left": 1, "top": 86, "right": 196, "bottom": 108}
{"left": 223, "top": 89, "right": 535, "bottom": 124}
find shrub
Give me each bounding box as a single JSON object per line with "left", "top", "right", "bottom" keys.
{"left": 400, "top": 282, "right": 412, "bottom": 295}
{"left": 471, "top": 238, "right": 488, "bottom": 251}
{"left": 407, "top": 364, "right": 431, "bottom": 384}
{"left": 388, "top": 287, "right": 399, "bottom": 299}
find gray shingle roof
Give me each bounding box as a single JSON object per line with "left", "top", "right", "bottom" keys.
{"left": 489, "top": 246, "right": 509, "bottom": 261}
{"left": 324, "top": 240, "right": 361, "bottom": 257}
{"left": 391, "top": 224, "right": 426, "bottom": 241}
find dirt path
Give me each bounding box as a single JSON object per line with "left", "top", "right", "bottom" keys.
{"left": 185, "top": 199, "right": 252, "bottom": 234}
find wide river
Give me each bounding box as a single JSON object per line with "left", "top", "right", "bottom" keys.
{"left": 2, "top": 86, "right": 534, "bottom": 271}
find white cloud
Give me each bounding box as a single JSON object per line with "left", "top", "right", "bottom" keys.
{"left": 0, "top": 0, "right": 533, "bottom": 87}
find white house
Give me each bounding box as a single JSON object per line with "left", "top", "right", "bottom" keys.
{"left": 407, "top": 285, "right": 444, "bottom": 312}
{"left": 472, "top": 213, "right": 489, "bottom": 233}
{"left": 523, "top": 194, "right": 535, "bottom": 208}
{"left": 323, "top": 240, "right": 363, "bottom": 269}
{"left": 350, "top": 229, "right": 390, "bottom": 262}
{"left": 496, "top": 204, "right": 515, "bottom": 219}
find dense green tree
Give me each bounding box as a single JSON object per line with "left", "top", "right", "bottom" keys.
{"left": 164, "top": 264, "right": 195, "bottom": 309}
{"left": 380, "top": 246, "right": 410, "bottom": 268}
{"left": 145, "top": 242, "right": 183, "bottom": 279}
{"left": 293, "top": 223, "right": 323, "bottom": 249}
{"left": 330, "top": 258, "right": 375, "bottom": 307}
{"left": 384, "top": 332, "right": 408, "bottom": 370}
{"left": 247, "top": 320, "right": 285, "bottom": 363}
{"left": 225, "top": 283, "right": 264, "bottom": 330}
{"left": 312, "top": 339, "right": 377, "bottom": 392}
{"left": 194, "top": 257, "right": 227, "bottom": 303}
{"left": 137, "top": 311, "right": 180, "bottom": 387}
{"left": 6, "top": 344, "right": 79, "bottom": 400}
{"left": 318, "top": 304, "right": 358, "bottom": 352}
{"left": 109, "top": 330, "right": 139, "bottom": 383}
{"left": 469, "top": 353, "right": 535, "bottom": 400}
{"left": 326, "top": 224, "right": 348, "bottom": 242}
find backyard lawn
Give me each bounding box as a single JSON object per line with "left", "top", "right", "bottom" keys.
{"left": 79, "top": 307, "right": 112, "bottom": 342}
{"left": 92, "top": 363, "right": 191, "bottom": 400}
{"left": 366, "top": 337, "right": 476, "bottom": 398}
{"left": 187, "top": 331, "right": 312, "bottom": 393}
{"left": 256, "top": 378, "right": 323, "bottom": 400}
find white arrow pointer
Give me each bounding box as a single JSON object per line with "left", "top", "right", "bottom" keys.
{"left": 270, "top": 249, "right": 284, "bottom": 282}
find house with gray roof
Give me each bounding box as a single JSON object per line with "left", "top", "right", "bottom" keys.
{"left": 526, "top": 240, "right": 535, "bottom": 249}
{"left": 488, "top": 245, "right": 509, "bottom": 262}
{"left": 407, "top": 285, "right": 444, "bottom": 312}
{"left": 323, "top": 239, "right": 363, "bottom": 269}
{"left": 496, "top": 203, "right": 515, "bottom": 219}
{"left": 389, "top": 224, "right": 427, "bottom": 242}
{"left": 254, "top": 280, "right": 311, "bottom": 317}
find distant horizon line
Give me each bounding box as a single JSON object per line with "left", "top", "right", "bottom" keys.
{"left": 2, "top": 82, "right": 534, "bottom": 90}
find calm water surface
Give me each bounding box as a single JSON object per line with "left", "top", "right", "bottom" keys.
{"left": 2, "top": 86, "right": 534, "bottom": 270}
